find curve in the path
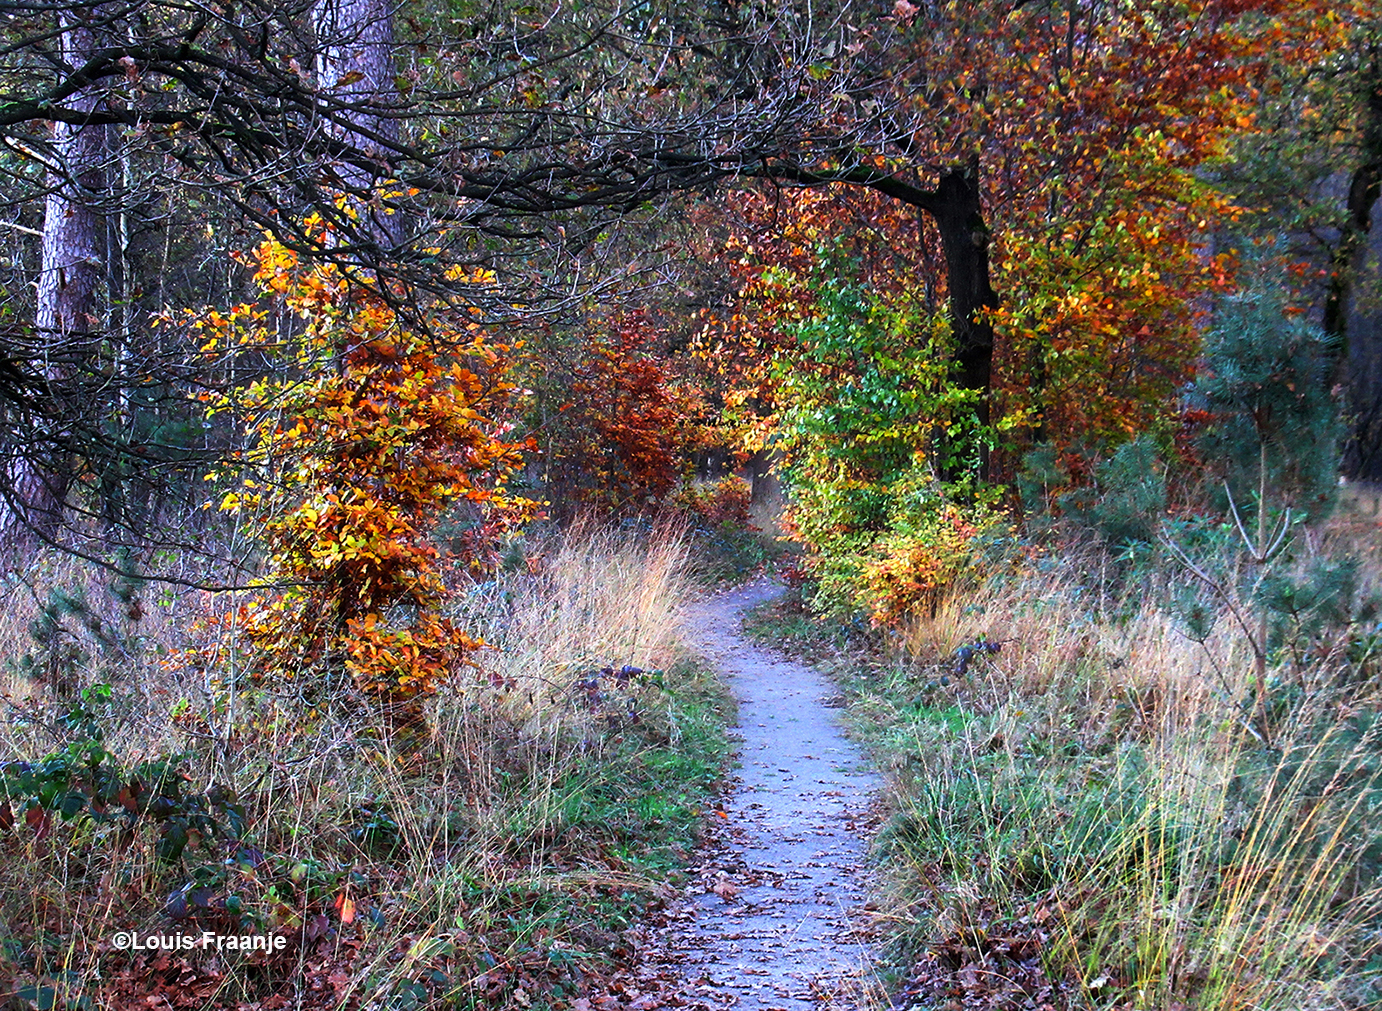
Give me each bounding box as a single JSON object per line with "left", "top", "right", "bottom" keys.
{"left": 658, "top": 580, "right": 880, "bottom": 1010}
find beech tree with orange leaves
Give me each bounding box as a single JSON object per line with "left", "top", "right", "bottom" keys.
{"left": 189, "top": 226, "right": 534, "bottom": 710}
{"left": 712, "top": 0, "right": 1322, "bottom": 452}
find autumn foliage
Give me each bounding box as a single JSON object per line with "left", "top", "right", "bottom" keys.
{"left": 674, "top": 0, "right": 1327, "bottom": 620}
{"left": 193, "top": 231, "right": 533, "bottom": 701}
{"left": 539, "top": 310, "right": 701, "bottom": 516}
{"left": 858, "top": 505, "right": 989, "bottom": 625}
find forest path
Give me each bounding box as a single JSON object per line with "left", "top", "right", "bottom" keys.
{"left": 643, "top": 580, "right": 882, "bottom": 1010}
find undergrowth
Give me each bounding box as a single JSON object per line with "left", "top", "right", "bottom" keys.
{"left": 0, "top": 523, "right": 730, "bottom": 1010}
{"left": 750, "top": 521, "right": 1382, "bottom": 1011}
{"left": 671, "top": 476, "right": 780, "bottom": 585}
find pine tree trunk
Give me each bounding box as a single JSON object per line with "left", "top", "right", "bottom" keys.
{"left": 0, "top": 10, "right": 107, "bottom": 550}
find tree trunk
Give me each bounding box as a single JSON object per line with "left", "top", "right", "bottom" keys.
{"left": 0, "top": 9, "right": 107, "bottom": 550}
{"left": 314, "top": 0, "right": 403, "bottom": 248}
{"left": 1338, "top": 54, "right": 1382, "bottom": 480}
{"left": 1324, "top": 163, "right": 1380, "bottom": 345}
{"left": 930, "top": 165, "right": 998, "bottom": 425}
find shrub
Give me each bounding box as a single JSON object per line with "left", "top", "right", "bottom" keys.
{"left": 671, "top": 475, "right": 754, "bottom": 530}
{"left": 192, "top": 227, "right": 534, "bottom": 707}
{"left": 768, "top": 253, "right": 1002, "bottom": 621}
{"left": 860, "top": 504, "right": 992, "bottom": 624}
{"left": 537, "top": 310, "right": 701, "bottom": 516}
{"left": 670, "top": 476, "right": 770, "bottom": 582}
{"left": 1017, "top": 435, "right": 1167, "bottom": 548}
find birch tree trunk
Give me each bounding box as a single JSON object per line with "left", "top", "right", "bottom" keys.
{"left": 0, "top": 9, "right": 107, "bottom": 550}
{"left": 314, "top": 0, "right": 403, "bottom": 248}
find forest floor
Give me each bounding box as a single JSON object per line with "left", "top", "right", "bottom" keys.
{"left": 583, "top": 580, "right": 885, "bottom": 1011}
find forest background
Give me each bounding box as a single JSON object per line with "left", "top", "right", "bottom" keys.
{"left": 2, "top": 0, "right": 1382, "bottom": 1008}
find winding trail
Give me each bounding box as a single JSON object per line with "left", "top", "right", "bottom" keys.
{"left": 650, "top": 580, "right": 881, "bottom": 1009}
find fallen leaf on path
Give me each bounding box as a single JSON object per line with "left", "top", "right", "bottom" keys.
{"left": 711, "top": 873, "right": 739, "bottom": 902}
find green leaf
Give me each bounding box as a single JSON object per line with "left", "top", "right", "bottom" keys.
{"left": 15, "top": 984, "right": 57, "bottom": 1011}
{"left": 58, "top": 792, "right": 86, "bottom": 821}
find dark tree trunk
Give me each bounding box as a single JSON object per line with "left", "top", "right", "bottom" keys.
{"left": 1324, "top": 163, "right": 1380, "bottom": 344}
{"left": 930, "top": 165, "right": 998, "bottom": 424}
{"left": 1338, "top": 56, "right": 1382, "bottom": 480}
{"left": 0, "top": 9, "right": 107, "bottom": 549}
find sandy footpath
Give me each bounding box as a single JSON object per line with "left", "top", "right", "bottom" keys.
{"left": 648, "top": 580, "right": 882, "bottom": 1010}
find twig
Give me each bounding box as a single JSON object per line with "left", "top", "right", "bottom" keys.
{"left": 1159, "top": 535, "right": 1264, "bottom": 659}
{"left": 1225, "top": 482, "right": 1292, "bottom": 563}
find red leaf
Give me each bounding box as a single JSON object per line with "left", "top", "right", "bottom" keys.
{"left": 25, "top": 806, "right": 51, "bottom": 840}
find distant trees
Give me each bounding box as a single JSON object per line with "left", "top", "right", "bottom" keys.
{"left": 1220, "top": 6, "right": 1382, "bottom": 479}
{"left": 0, "top": 1, "right": 665, "bottom": 552}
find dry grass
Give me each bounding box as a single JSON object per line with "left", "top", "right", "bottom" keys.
{"left": 823, "top": 534, "right": 1382, "bottom": 1010}
{"left": 447, "top": 514, "right": 693, "bottom": 726}
{"left": 0, "top": 553, "right": 208, "bottom": 764}
{"left": 0, "top": 520, "right": 726, "bottom": 1009}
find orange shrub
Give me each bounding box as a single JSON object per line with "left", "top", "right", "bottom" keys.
{"left": 191, "top": 228, "right": 534, "bottom": 704}
{"left": 859, "top": 505, "right": 994, "bottom": 625}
